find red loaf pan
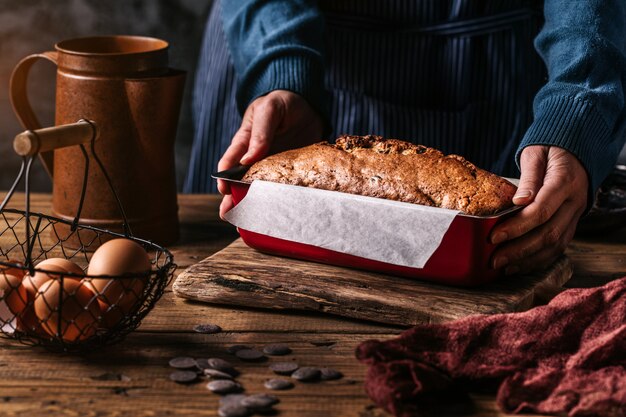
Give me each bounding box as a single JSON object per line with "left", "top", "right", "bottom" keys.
{"left": 214, "top": 166, "right": 520, "bottom": 287}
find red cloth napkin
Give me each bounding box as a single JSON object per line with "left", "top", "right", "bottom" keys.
{"left": 356, "top": 277, "right": 626, "bottom": 417}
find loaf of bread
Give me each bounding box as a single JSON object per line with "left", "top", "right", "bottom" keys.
{"left": 242, "top": 135, "right": 517, "bottom": 216}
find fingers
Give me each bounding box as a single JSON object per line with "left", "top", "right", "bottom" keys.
{"left": 217, "top": 179, "right": 229, "bottom": 196}
{"left": 492, "top": 179, "right": 570, "bottom": 244}
{"left": 240, "top": 97, "right": 283, "bottom": 165}
{"left": 217, "top": 133, "right": 248, "bottom": 195}
{"left": 513, "top": 146, "right": 548, "bottom": 206}
{"left": 500, "top": 216, "right": 579, "bottom": 276}
{"left": 491, "top": 200, "right": 579, "bottom": 270}
{"left": 219, "top": 128, "right": 250, "bottom": 171}
{"left": 491, "top": 147, "right": 569, "bottom": 245}
{"left": 489, "top": 145, "right": 589, "bottom": 275}
{"left": 217, "top": 110, "right": 254, "bottom": 195}
{"left": 219, "top": 195, "right": 234, "bottom": 220}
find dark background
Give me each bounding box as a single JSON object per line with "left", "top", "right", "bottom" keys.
{"left": 0, "top": 0, "right": 213, "bottom": 192}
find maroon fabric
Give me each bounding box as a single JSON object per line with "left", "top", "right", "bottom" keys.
{"left": 356, "top": 277, "right": 626, "bottom": 417}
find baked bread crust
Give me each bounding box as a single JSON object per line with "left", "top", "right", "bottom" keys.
{"left": 242, "top": 135, "right": 517, "bottom": 216}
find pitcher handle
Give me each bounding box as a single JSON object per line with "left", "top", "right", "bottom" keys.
{"left": 9, "top": 51, "right": 59, "bottom": 177}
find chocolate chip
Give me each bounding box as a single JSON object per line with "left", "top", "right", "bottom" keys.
{"left": 269, "top": 362, "right": 299, "bottom": 375}
{"left": 291, "top": 367, "right": 320, "bottom": 382}
{"left": 219, "top": 394, "right": 247, "bottom": 407}
{"left": 320, "top": 368, "right": 343, "bottom": 381}
{"left": 195, "top": 358, "right": 211, "bottom": 370}
{"left": 208, "top": 357, "right": 234, "bottom": 370}
{"left": 262, "top": 344, "right": 292, "bottom": 356}
{"left": 227, "top": 345, "right": 249, "bottom": 354}
{"left": 168, "top": 357, "right": 197, "bottom": 369}
{"left": 207, "top": 380, "right": 242, "bottom": 394}
{"left": 218, "top": 403, "right": 251, "bottom": 417}
{"left": 264, "top": 378, "right": 294, "bottom": 390}
{"left": 193, "top": 323, "right": 222, "bottom": 334}
{"left": 169, "top": 370, "right": 198, "bottom": 384}
{"left": 235, "top": 349, "right": 266, "bottom": 361}
{"left": 207, "top": 358, "right": 239, "bottom": 377}
{"left": 241, "top": 394, "right": 279, "bottom": 410}
{"left": 204, "top": 369, "right": 235, "bottom": 380}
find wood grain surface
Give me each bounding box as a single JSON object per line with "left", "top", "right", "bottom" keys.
{"left": 173, "top": 240, "right": 572, "bottom": 326}
{"left": 0, "top": 192, "right": 624, "bottom": 417}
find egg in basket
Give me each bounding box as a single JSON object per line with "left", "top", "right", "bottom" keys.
{"left": 0, "top": 121, "right": 175, "bottom": 352}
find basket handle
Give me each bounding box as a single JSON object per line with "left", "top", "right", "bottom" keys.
{"left": 13, "top": 120, "right": 98, "bottom": 156}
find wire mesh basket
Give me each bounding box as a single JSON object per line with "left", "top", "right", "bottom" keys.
{"left": 0, "top": 120, "right": 176, "bottom": 352}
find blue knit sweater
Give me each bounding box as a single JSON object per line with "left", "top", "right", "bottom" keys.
{"left": 221, "top": 0, "right": 626, "bottom": 193}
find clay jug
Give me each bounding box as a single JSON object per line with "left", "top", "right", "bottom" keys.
{"left": 9, "top": 36, "right": 185, "bottom": 246}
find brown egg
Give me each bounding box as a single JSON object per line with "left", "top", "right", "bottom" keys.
{"left": 23, "top": 259, "right": 83, "bottom": 299}
{"left": 34, "top": 279, "right": 100, "bottom": 342}
{"left": 21, "top": 259, "right": 84, "bottom": 335}
{"left": 0, "top": 273, "right": 27, "bottom": 325}
{"left": 84, "top": 239, "right": 151, "bottom": 328}
{"left": 38, "top": 258, "right": 84, "bottom": 275}
{"left": 0, "top": 259, "right": 26, "bottom": 279}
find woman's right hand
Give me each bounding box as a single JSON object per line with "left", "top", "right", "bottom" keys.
{"left": 217, "top": 90, "right": 324, "bottom": 219}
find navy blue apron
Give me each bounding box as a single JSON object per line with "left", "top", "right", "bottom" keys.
{"left": 184, "top": 0, "right": 545, "bottom": 193}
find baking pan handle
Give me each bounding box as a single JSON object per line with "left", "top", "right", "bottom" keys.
{"left": 211, "top": 165, "right": 251, "bottom": 182}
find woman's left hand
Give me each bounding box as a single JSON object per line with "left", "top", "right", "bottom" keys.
{"left": 489, "top": 145, "right": 589, "bottom": 275}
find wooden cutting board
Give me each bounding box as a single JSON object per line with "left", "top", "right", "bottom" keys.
{"left": 173, "top": 239, "right": 572, "bottom": 326}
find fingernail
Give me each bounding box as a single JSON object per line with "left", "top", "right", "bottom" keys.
{"left": 491, "top": 232, "right": 508, "bottom": 245}
{"left": 513, "top": 189, "right": 532, "bottom": 200}
{"left": 505, "top": 266, "right": 520, "bottom": 276}
{"left": 239, "top": 154, "right": 252, "bottom": 164}
{"left": 493, "top": 256, "right": 509, "bottom": 269}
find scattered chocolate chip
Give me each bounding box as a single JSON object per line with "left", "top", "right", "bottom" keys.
{"left": 320, "top": 368, "right": 343, "bottom": 381}
{"left": 207, "top": 380, "right": 242, "bottom": 394}
{"left": 195, "top": 358, "right": 211, "bottom": 370}
{"left": 208, "top": 358, "right": 239, "bottom": 377}
{"left": 208, "top": 357, "right": 234, "bottom": 370}
{"left": 264, "top": 378, "right": 294, "bottom": 390}
{"left": 291, "top": 367, "right": 320, "bottom": 382}
{"left": 204, "top": 369, "right": 235, "bottom": 380}
{"left": 241, "top": 394, "right": 279, "bottom": 410}
{"left": 194, "top": 323, "right": 222, "bottom": 334}
{"left": 269, "top": 362, "right": 299, "bottom": 375}
{"left": 169, "top": 370, "right": 198, "bottom": 384}
{"left": 235, "top": 348, "right": 266, "bottom": 361}
{"left": 227, "top": 345, "right": 249, "bottom": 354}
{"left": 168, "top": 357, "right": 197, "bottom": 369}
{"left": 218, "top": 403, "right": 251, "bottom": 417}
{"left": 219, "top": 394, "right": 247, "bottom": 407}
{"left": 262, "top": 344, "right": 292, "bottom": 356}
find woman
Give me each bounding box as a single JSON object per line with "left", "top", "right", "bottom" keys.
{"left": 186, "top": 0, "right": 626, "bottom": 275}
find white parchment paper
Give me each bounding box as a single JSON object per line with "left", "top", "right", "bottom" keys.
{"left": 224, "top": 181, "right": 459, "bottom": 268}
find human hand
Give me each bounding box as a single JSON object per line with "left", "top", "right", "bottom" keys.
{"left": 217, "top": 90, "right": 324, "bottom": 219}
{"left": 490, "top": 145, "right": 589, "bottom": 275}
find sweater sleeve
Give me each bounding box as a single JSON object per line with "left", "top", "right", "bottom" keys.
{"left": 517, "top": 0, "right": 626, "bottom": 193}
{"left": 220, "top": 0, "right": 329, "bottom": 126}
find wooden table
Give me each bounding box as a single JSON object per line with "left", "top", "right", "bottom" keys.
{"left": 0, "top": 193, "right": 624, "bottom": 417}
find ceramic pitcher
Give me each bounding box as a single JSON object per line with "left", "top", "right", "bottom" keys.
{"left": 10, "top": 36, "right": 185, "bottom": 245}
